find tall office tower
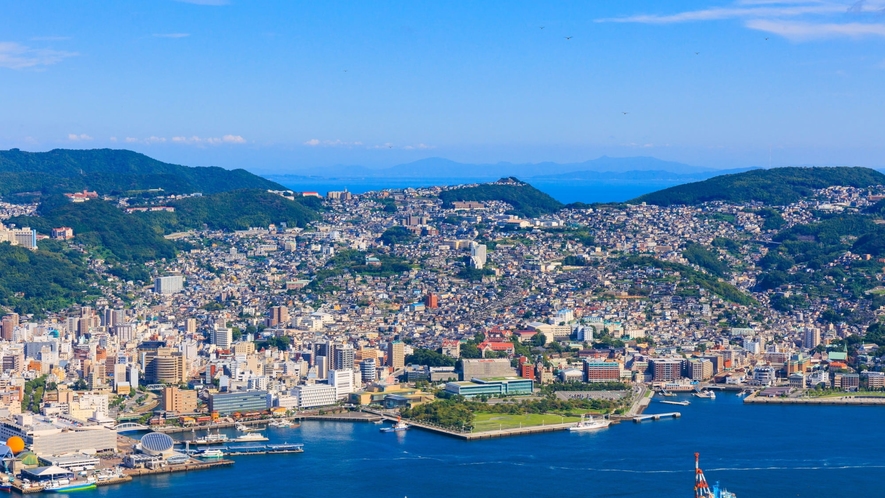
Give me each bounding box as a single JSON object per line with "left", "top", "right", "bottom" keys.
{"left": 1, "top": 313, "right": 19, "bottom": 341}
{"left": 102, "top": 308, "right": 125, "bottom": 328}
{"left": 186, "top": 318, "right": 198, "bottom": 334}
{"left": 269, "top": 306, "right": 289, "bottom": 326}
{"left": 361, "top": 358, "right": 377, "bottom": 382}
{"left": 114, "top": 323, "right": 135, "bottom": 343}
{"left": 334, "top": 344, "right": 355, "bottom": 371}
{"left": 211, "top": 327, "right": 233, "bottom": 350}
{"left": 387, "top": 340, "right": 405, "bottom": 369}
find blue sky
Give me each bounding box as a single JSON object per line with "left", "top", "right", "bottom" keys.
{"left": 1, "top": 0, "right": 884, "bottom": 172}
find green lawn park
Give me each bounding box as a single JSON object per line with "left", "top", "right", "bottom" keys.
{"left": 472, "top": 412, "right": 582, "bottom": 432}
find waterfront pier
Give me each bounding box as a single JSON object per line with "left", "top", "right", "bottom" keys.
{"left": 632, "top": 412, "right": 681, "bottom": 423}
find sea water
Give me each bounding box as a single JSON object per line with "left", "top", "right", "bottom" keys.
{"left": 275, "top": 177, "right": 683, "bottom": 204}
{"left": 99, "top": 395, "right": 884, "bottom": 497}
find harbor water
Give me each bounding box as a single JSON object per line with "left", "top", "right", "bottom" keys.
{"left": 276, "top": 177, "right": 682, "bottom": 204}
{"left": 96, "top": 394, "right": 883, "bottom": 497}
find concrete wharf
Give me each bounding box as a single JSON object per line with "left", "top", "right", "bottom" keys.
{"left": 632, "top": 412, "right": 681, "bottom": 423}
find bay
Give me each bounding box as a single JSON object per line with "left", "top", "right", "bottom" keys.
{"left": 98, "top": 395, "right": 883, "bottom": 497}
{"left": 272, "top": 177, "right": 685, "bottom": 204}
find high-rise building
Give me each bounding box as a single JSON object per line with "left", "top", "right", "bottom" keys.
{"left": 470, "top": 242, "right": 487, "bottom": 269}
{"left": 804, "top": 328, "right": 821, "bottom": 349}
{"left": 211, "top": 327, "right": 233, "bottom": 350}
{"left": 186, "top": 318, "right": 198, "bottom": 334}
{"left": 387, "top": 340, "right": 405, "bottom": 370}
{"left": 583, "top": 361, "right": 621, "bottom": 382}
{"left": 154, "top": 275, "right": 184, "bottom": 294}
{"left": 650, "top": 359, "right": 683, "bottom": 382}
{"left": 329, "top": 369, "right": 355, "bottom": 399}
{"left": 101, "top": 308, "right": 125, "bottom": 328}
{"left": 686, "top": 359, "right": 713, "bottom": 381}
{"left": 425, "top": 293, "right": 439, "bottom": 309}
{"left": 144, "top": 348, "right": 186, "bottom": 384}
{"left": 162, "top": 387, "right": 198, "bottom": 413}
{"left": 114, "top": 323, "right": 135, "bottom": 343}
{"left": 360, "top": 358, "right": 377, "bottom": 382}
{"left": 269, "top": 306, "right": 289, "bottom": 327}
{"left": 12, "top": 227, "right": 36, "bottom": 249}
{"left": 334, "top": 344, "right": 355, "bottom": 371}
{"left": 1, "top": 313, "right": 19, "bottom": 341}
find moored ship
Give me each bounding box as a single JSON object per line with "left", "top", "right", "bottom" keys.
{"left": 568, "top": 414, "right": 611, "bottom": 432}
{"left": 380, "top": 417, "right": 410, "bottom": 433}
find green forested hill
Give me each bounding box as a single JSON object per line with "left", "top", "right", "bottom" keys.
{"left": 0, "top": 148, "right": 285, "bottom": 198}
{"left": 0, "top": 243, "right": 95, "bottom": 315}
{"left": 631, "top": 167, "right": 885, "bottom": 206}
{"left": 137, "top": 190, "right": 321, "bottom": 232}
{"left": 8, "top": 195, "right": 176, "bottom": 264}
{"left": 439, "top": 178, "right": 564, "bottom": 217}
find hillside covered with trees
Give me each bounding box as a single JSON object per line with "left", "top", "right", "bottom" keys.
{"left": 0, "top": 148, "right": 285, "bottom": 199}
{"left": 439, "top": 178, "right": 564, "bottom": 218}
{"left": 137, "top": 190, "right": 321, "bottom": 232}
{"left": 631, "top": 167, "right": 885, "bottom": 206}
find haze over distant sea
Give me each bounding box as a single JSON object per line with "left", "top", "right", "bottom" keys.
{"left": 264, "top": 156, "right": 755, "bottom": 204}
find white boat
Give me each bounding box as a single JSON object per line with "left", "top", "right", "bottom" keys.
{"left": 233, "top": 432, "right": 269, "bottom": 442}
{"left": 380, "top": 417, "right": 410, "bottom": 433}
{"left": 43, "top": 479, "right": 97, "bottom": 492}
{"left": 569, "top": 415, "right": 611, "bottom": 432}
{"left": 192, "top": 432, "right": 229, "bottom": 445}
{"left": 660, "top": 400, "right": 690, "bottom": 406}
{"left": 659, "top": 390, "right": 676, "bottom": 397}
{"left": 269, "top": 420, "right": 292, "bottom": 428}
{"left": 693, "top": 390, "right": 716, "bottom": 399}
{"left": 197, "top": 448, "right": 224, "bottom": 459}
{"left": 236, "top": 423, "right": 263, "bottom": 432}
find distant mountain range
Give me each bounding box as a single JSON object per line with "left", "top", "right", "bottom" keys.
{"left": 266, "top": 156, "right": 729, "bottom": 181}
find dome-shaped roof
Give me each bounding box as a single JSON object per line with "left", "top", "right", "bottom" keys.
{"left": 141, "top": 432, "right": 174, "bottom": 453}
{"left": 17, "top": 452, "right": 38, "bottom": 466}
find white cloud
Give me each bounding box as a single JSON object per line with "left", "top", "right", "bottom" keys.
{"left": 109, "top": 137, "right": 118, "bottom": 142}
{"left": 67, "top": 133, "right": 93, "bottom": 141}
{"left": 402, "top": 143, "right": 435, "bottom": 150}
{"left": 0, "top": 41, "right": 77, "bottom": 70}
{"left": 124, "top": 137, "right": 139, "bottom": 143}
{"left": 747, "top": 19, "right": 885, "bottom": 39}
{"left": 165, "top": 134, "right": 248, "bottom": 145}
{"left": 153, "top": 33, "right": 190, "bottom": 38}
{"left": 221, "top": 134, "right": 246, "bottom": 144}
{"left": 145, "top": 136, "right": 167, "bottom": 144}
{"left": 595, "top": 3, "right": 843, "bottom": 24}
{"left": 304, "top": 139, "right": 364, "bottom": 148}
{"left": 595, "top": 1, "right": 885, "bottom": 41}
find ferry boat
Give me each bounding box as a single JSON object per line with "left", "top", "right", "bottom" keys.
{"left": 43, "top": 479, "right": 97, "bottom": 493}
{"left": 380, "top": 417, "right": 410, "bottom": 433}
{"left": 197, "top": 449, "right": 224, "bottom": 459}
{"left": 568, "top": 414, "right": 611, "bottom": 432}
{"left": 693, "top": 390, "right": 716, "bottom": 399}
{"left": 660, "top": 399, "right": 690, "bottom": 406}
{"left": 233, "top": 433, "right": 269, "bottom": 443}
{"left": 192, "top": 432, "right": 229, "bottom": 445}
